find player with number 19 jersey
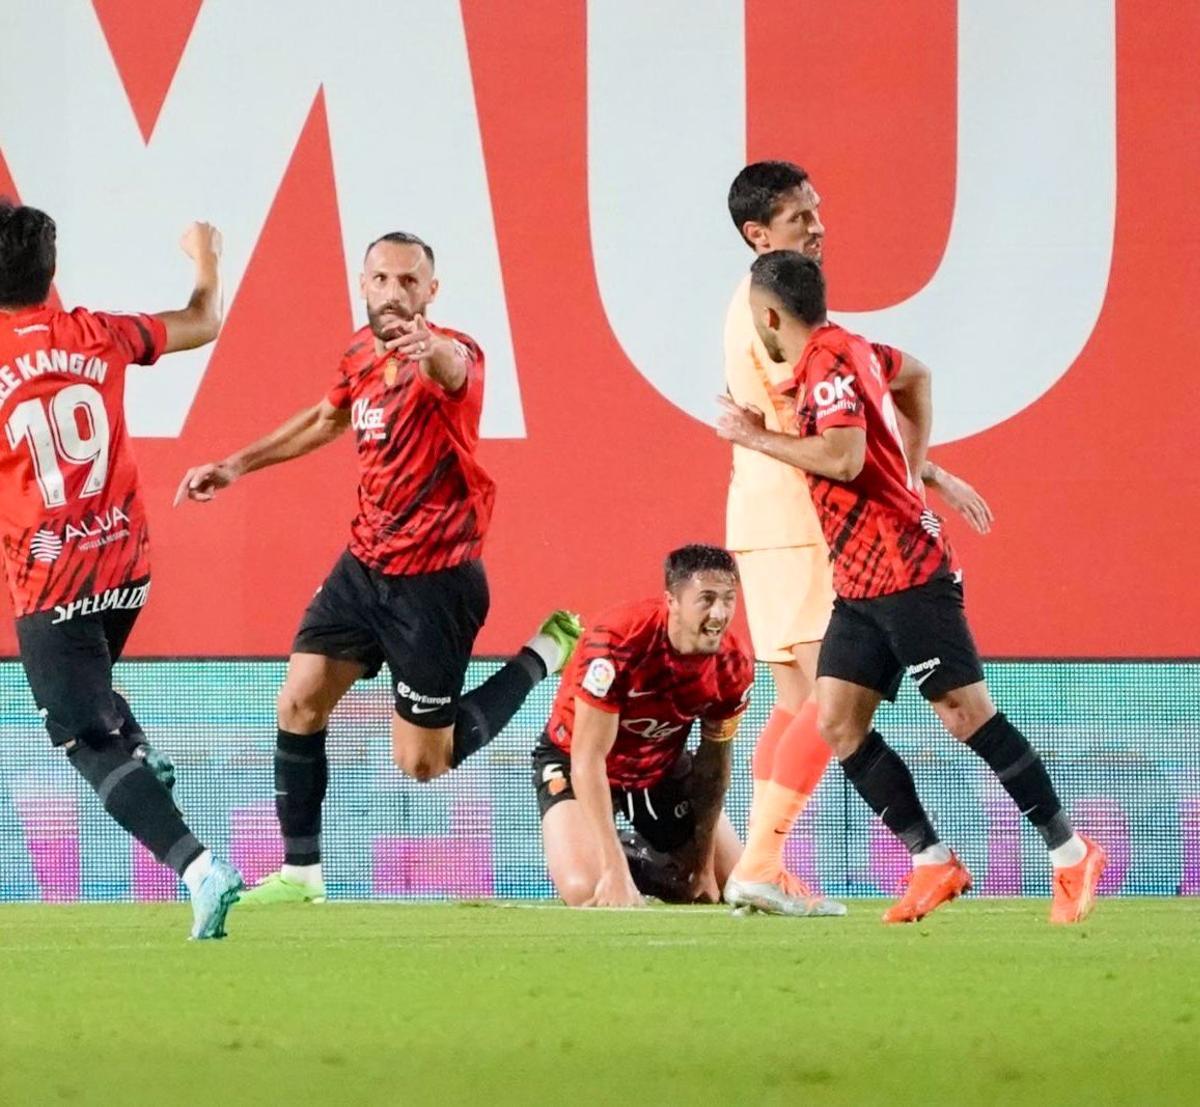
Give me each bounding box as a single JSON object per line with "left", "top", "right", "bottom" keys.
{"left": 0, "top": 306, "right": 163, "bottom": 617}
{"left": 790, "top": 324, "right": 951, "bottom": 600}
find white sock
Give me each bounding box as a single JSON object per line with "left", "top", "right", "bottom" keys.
{"left": 912, "top": 843, "right": 953, "bottom": 867}
{"left": 182, "top": 850, "right": 213, "bottom": 898}
{"left": 1049, "top": 834, "right": 1087, "bottom": 869}
{"left": 282, "top": 862, "right": 323, "bottom": 887}
{"left": 523, "top": 633, "right": 561, "bottom": 677}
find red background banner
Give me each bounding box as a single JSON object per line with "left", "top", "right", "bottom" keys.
{"left": 1, "top": 1, "right": 1196, "bottom": 658}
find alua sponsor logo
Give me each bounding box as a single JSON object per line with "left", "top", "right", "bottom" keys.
{"left": 30, "top": 506, "right": 131, "bottom": 563}
{"left": 62, "top": 505, "right": 132, "bottom": 544}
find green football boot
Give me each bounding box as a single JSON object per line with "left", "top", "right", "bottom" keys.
{"left": 237, "top": 870, "right": 327, "bottom": 906}
{"left": 537, "top": 610, "right": 583, "bottom": 674}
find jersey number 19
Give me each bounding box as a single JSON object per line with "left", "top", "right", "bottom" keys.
{"left": 5, "top": 384, "right": 111, "bottom": 509}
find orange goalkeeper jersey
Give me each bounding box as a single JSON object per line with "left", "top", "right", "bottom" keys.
{"left": 723, "top": 274, "right": 824, "bottom": 551}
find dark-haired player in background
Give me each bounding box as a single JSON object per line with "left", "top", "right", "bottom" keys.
{"left": 534, "top": 544, "right": 842, "bottom": 913}
{"left": 0, "top": 200, "right": 243, "bottom": 939}
{"left": 720, "top": 161, "right": 992, "bottom": 916}
{"left": 717, "top": 250, "right": 1104, "bottom": 924}
{"left": 178, "top": 231, "right": 580, "bottom": 904}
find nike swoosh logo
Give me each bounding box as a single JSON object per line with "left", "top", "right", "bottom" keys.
{"left": 913, "top": 670, "right": 936, "bottom": 687}
{"left": 628, "top": 690, "right": 654, "bottom": 698}
{"left": 412, "top": 704, "right": 442, "bottom": 714}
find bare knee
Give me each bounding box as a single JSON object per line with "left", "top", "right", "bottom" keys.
{"left": 816, "top": 708, "right": 865, "bottom": 760}
{"left": 277, "top": 686, "right": 331, "bottom": 735}
{"left": 934, "top": 686, "right": 996, "bottom": 741}
{"left": 391, "top": 745, "right": 450, "bottom": 783}
{"left": 556, "top": 873, "right": 596, "bottom": 907}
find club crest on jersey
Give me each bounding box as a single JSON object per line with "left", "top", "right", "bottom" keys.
{"left": 582, "top": 657, "right": 616, "bottom": 698}
{"left": 351, "top": 397, "right": 387, "bottom": 440}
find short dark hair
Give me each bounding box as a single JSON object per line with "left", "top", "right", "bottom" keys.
{"left": 750, "top": 250, "right": 827, "bottom": 327}
{"left": 664, "top": 544, "right": 739, "bottom": 593}
{"left": 364, "top": 231, "right": 435, "bottom": 269}
{"left": 0, "top": 199, "right": 57, "bottom": 307}
{"left": 727, "top": 161, "right": 809, "bottom": 247}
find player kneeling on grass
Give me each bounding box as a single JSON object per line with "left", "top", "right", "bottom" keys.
{"left": 535, "top": 544, "right": 841, "bottom": 913}
{"left": 717, "top": 251, "right": 1105, "bottom": 924}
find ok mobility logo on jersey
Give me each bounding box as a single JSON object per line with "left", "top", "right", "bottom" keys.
{"left": 29, "top": 506, "right": 132, "bottom": 565}
{"left": 812, "top": 375, "right": 858, "bottom": 420}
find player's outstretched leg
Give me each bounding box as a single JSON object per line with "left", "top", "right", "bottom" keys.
{"left": 64, "top": 733, "right": 243, "bottom": 938}
{"left": 955, "top": 707, "right": 1106, "bottom": 923}
{"left": 838, "top": 730, "right": 971, "bottom": 923}
{"left": 447, "top": 611, "right": 582, "bottom": 769}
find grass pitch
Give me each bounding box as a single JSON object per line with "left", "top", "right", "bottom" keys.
{"left": 1, "top": 899, "right": 1196, "bottom": 1106}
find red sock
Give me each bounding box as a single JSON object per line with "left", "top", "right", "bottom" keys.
{"left": 771, "top": 699, "right": 832, "bottom": 794}
{"left": 751, "top": 706, "right": 795, "bottom": 783}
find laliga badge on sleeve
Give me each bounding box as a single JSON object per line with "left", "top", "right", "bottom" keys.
{"left": 581, "top": 658, "right": 616, "bottom": 698}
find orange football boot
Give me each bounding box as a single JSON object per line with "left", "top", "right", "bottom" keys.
{"left": 882, "top": 854, "right": 972, "bottom": 923}
{"left": 1050, "top": 836, "right": 1106, "bottom": 924}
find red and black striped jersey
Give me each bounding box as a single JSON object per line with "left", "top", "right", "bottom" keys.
{"left": 327, "top": 324, "right": 495, "bottom": 577}
{"left": 547, "top": 598, "right": 754, "bottom": 790}
{"left": 790, "top": 323, "right": 950, "bottom": 599}
{"left": 0, "top": 305, "right": 163, "bottom": 618}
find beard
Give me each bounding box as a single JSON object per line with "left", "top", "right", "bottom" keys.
{"left": 760, "top": 328, "right": 785, "bottom": 363}
{"left": 367, "top": 301, "right": 425, "bottom": 341}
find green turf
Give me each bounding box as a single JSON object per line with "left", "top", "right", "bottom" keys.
{"left": 1, "top": 899, "right": 1196, "bottom": 1106}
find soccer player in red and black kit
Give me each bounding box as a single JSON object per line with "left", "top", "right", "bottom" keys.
{"left": 535, "top": 545, "right": 840, "bottom": 911}
{"left": 717, "top": 251, "right": 1106, "bottom": 924}
{"left": 0, "top": 200, "right": 243, "bottom": 939}
{"left": 177, "top": 232, "right": 580, "bottom": 904}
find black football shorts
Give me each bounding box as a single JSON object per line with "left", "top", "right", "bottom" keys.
{"left": 292, "top": 550, "right": 489, "bottom": 728}
{"left": 817, "top": 571, "right": 986, "bottom": 702}
{"left": 531, "top": 735, "right": 696, "bottom": 855}
{"left": 15, "top": 578, "right": 149, "bottom": 747}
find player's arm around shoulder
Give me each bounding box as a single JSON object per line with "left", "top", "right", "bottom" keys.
{"left": 889, "top": 349, "right": 995, "bottom": 534}
{"left": 154, "top": 222, "right": 223, "bottom": 354}
{"left": 571, "top": 698, "right": 644, "bottom": 908}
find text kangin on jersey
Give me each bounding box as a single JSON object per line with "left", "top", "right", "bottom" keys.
{"left": 0, "top": 349, "right": 109, "bottom": 404}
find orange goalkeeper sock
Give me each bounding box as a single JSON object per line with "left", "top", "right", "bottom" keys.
{"left": 734, "top": 700, "right": 832, "bottom": 882}
{"left": 746, "top": 706, "right": 795, "bottom": 833}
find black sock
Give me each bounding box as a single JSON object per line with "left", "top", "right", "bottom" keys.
{"left": 966, "top": 712, "right": 1072, "bottom": 849}
{"left": 451, "top": 649, "right": 544, "bottom": 768}
{"left": 841, "top": 730, "right": 940, "bottom": 855}
{"left": 275, "top": 728, "right": 328, "bottom": 865}
{"left": 66, "top": 738, "right": 202, "bottom": 875}
{"left": 111, "top": 691, "right": 146, "bottom": 754}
